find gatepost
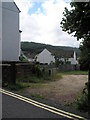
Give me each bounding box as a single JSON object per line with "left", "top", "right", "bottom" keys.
{"left": 10, "top": 62, "right": 16, "bottom": 85}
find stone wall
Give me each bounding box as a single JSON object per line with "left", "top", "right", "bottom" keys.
{"left": 2, "top": 62, "right": 34, "bottom": 84}
{"left": 58, "top": 64, "right": 80, "bottom": 71}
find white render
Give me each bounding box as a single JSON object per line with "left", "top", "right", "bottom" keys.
{"left": 37, "top": 49, "right": 55, "bottom": 65}
{"left": 68, "top": 51, "right": 78, "bottom": 65}
{"left": 68, "top": 58, "right": 78, "bottom": 65}
{"left": 0, "top": 2, "right": 2, "bottom": 61}
{"left": 2, "top": 2, "right": 21, "bottom": 61}
{"left": 60, "top": 51, "right": 78, "bottom": 65}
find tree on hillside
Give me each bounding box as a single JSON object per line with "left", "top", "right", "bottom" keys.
{"left": 60, "top": 1, "right": 90, "bottom": 113}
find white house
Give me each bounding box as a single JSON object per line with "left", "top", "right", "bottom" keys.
{"left": 2, "top": 2, "right": 21, "bottom": 61}
{"left": 36, "top": 49, "right": 55, "bottom": 65}
{"left": 59, "top": 51, "right": 78, "bottom": 65}
{"left": 68, "top": 51, "right": 78, "bottom": 65}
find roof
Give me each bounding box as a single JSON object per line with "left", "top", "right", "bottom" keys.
{"left": 2, "top": 2, "right": 21, "bottom": 13}
{"left": 48, "top": 49, "right": 74, "bottom": 58}
{"left": 14, "top": 2, "right": 21, "bottom": 13}
{"left": 38, "top": 48, "right": 53, "bottom": 56}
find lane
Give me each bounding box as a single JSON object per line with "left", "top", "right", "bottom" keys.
{"left": 1, "top": 89, "right": 87, "bottom": 120}
{"left": 2, "top": 93, "right": 70, "bottom": 119}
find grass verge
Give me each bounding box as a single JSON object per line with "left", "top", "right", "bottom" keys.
{"left": 60, "top": 70, "right": 88, "bottom": 75}
{"left": 3, "top": 72, "right": 62, "bottom": 91}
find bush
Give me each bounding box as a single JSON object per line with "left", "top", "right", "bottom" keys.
{"left": 31, "top": 64, "right": 42, "bottom": 77}
{"left": 76, "top": 93, "right": 88, "bottom": 111}
{"left": 75, "top": 82, "right": 88, "bottom": 112}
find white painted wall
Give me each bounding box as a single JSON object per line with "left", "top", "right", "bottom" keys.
{"left": 68, "top": 51, "right": 78, "bottom": 65}
{"left": 59, "top": 51, "right": 78, "bottom": 65}
{"left": 68, "top": 58, "right": 77, "bottom": 65}
{"left": 2, "top": 2, "right": 20, "bottom": 61}
{"left": 37, "top": 49, "right": 55, "bottom": 65}
{"left": 0, "top": 3, "right": 2, "bottom": 61}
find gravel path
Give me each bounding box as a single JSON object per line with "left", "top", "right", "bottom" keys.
{"left": 23, "top": 75, "right": 88, "bottom": 105}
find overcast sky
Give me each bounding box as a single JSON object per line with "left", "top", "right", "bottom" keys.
{"left": 15, "top": 0, "right": 81, "bottom": 47}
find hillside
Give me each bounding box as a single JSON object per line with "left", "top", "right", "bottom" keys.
{"left": 21, "top": 42, "right": 80, "bottom": 59}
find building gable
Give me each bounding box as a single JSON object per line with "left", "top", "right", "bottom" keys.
{"left": 2, "top": 2, "right": 21, "bottom": 61}
{"left": 37, "top": 49, "right": 55, "bottom": 64}
{"left": 2, "top": 2, "right": 20, "bottom": 13}
{"left": 39, "top": 49, "right": 51, "bottom": 56}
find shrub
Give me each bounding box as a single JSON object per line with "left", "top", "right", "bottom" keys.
{"left": 75, "top": 82, "right": 88, "bottom": 112}
{"left": 31, "top": 64, "right": 42, "bottom": 77}
{"left": 76, "top": 93, "right": 88, "bottom": 111}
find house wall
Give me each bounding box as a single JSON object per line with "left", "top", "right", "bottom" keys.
{"left": 59, "top": 64, "right": 80, "bottom": 71}
{"left": 2, "top": 2, "right": 20, "bottom": 61}
{"left": 0, "top": 3, "right": 2, "bottom": 61}
{"left": 59, "top": 51, "right": 78, "bottom": 65}
{"left": 68, "top": 58, "right": 77, "bottom": 65}
{"left": 37, "top": 49, "right": 55, "bottom": 65}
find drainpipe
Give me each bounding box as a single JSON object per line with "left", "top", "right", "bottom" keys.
{"left": 88, "top": 64, "right": 90, "bottom": 117}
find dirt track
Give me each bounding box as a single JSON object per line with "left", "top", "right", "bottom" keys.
{"left": 25, "top": 75, "right": 88, "bottom": 105}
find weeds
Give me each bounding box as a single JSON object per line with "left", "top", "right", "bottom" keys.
{"left": 4, "top": 82, "right": 30, "bottom": 91}
{"left": 72, "top": 82, "right": 88, "bottom": 112}
{"left": 30, "top": 94, "right": 47, "bottom": 100}
{"left": 74, "top": 93, "right": 88, "bottom": 112}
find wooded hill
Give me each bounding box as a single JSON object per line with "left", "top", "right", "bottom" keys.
{"left": 21, "top": 42, "right": 80, "bottom": 59}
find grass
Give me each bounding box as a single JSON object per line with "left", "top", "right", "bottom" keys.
{"left": 17, "top": 72, "right": 62, "bottom": 84}
{"left": 54, "top": 73, "right": 62, "bottom": 80}
{"left": 4, "top": 70, "right": 87, "bottom": 91}
{"left": 60, "top": 70, "right": 88, "bottom": 75}
{"left": 71, "top": 93, "right": 88, "bottom": 112}
{"left": 5, "top": 70, "right": 87, "bottom": 91}
{"left": 4, "top": 72, "right": 62, "bottom": 91}
{"left": 3, "top": 70, "right": 87, "bottom": 91}
{"left": 30, "top": 94, "right": 47, "bottom": 100}
{"left": 18, "top": 74, "right": 55, "bottom": 82}
{"left": 5, "top": 82, "right": 30, "bottom": 91}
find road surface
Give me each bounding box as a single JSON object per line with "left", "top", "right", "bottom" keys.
{"left": 2, "top": 94, "right": 70, "bottom": 119}
{"left": 0, "top": 89, "right": 87, "bottom": 120}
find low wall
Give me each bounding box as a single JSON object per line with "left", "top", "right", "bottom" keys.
{"left": 2, "top": 62, "right": 59, "bottom": 85}
{"left": 2, "top": 62, "right": 34, "bottom": 84}
{"left": 2, "top": 64, "right": 11, "bottom": 84}
{"left": 16, "top": 63, "right": 35, "bottom": 78}
{"left": 58, "top": 64, "right": 80, "bottom": 71}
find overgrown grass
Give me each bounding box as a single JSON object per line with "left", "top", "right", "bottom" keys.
{"left": 66, "top": 82, "right": 88, "bottom": 112}
{"left": 17, "top": 75, "right": 53, "bottom": 84}
{"left": 18, "top": 75, "right": 45, "bottom": 83}
{"left": 6, "top": 82, "right": 30, "bottom": 91}
{"left": 4, "top": 72, "right": 62, "bottom": 91}
{"left": 72, "top": 93, "right": 88, "bottom": 112}
{"left": 17, "top": 72, "right": 62, "bottom": 83}
{"left": 54, "top": 73, "right": 62, "bottom": 80}
{"left": 60, "top": 70, "right": 88, "bottom": 75}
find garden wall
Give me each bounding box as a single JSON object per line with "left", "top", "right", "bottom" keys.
{"left": 2, "top": 62, "right": 57, "bottom": 84}
{"left": 58, "top": 64, "right": 80, "bottom": 71}
{"left": 2, "top": 62, "right": 35, "bottom": 84}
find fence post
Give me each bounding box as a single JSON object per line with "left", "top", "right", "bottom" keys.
{"left": 10, "top": 62, "right": 16, "bottom": 84}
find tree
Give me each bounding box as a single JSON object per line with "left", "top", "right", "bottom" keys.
{"left": 79, "top": 36, "right": 90, "bottom": 70}
{"left": 60, "top": 2, "right": 90, "bottom": 114}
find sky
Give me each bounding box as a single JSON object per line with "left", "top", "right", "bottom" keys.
{"left": 15, "top": 0, "right": 81, "bottom": 48}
